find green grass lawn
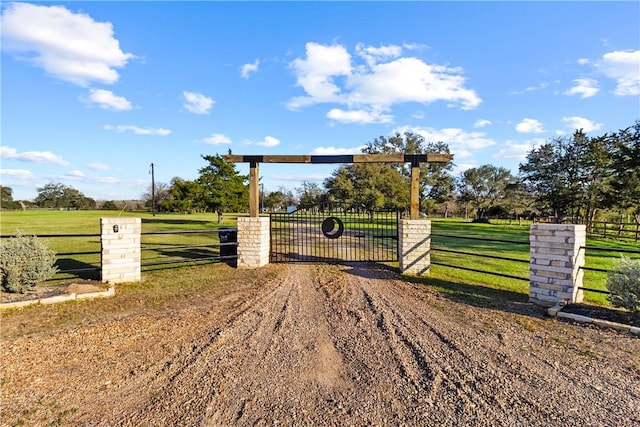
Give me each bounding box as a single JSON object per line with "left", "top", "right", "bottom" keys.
{"left": 0, "top": 210, "right": 247, "bottom": 281}
{"left": 428, "top": 218, "right": 639, "bottom": 306}
{"left": 1, "top": 211, "right": 638, "bottom": 306}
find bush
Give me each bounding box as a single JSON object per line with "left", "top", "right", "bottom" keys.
{"left": 0, "top": 231, "right": 58, "bottom": 293}
{"left": 606, "top": 256, "right": 640, "bottom": 314}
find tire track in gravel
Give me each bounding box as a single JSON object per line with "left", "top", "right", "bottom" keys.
{"left": 78, "top": 263, "right": 639, "bottom": 426}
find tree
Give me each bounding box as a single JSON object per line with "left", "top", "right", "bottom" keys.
{"left": 296, "top": 181, "right": 325, "bottom": 209}
{"left": 324, "top": 163, "right": 409, "bottom": 213}
{"left": 362, "top": 131, "right": 455, "bottom": 213}
{"left": 142, "top": 182, "right": 170, "bottom": 212}
{"left": 101, "top": 200, "right": 118, "bottom": 210}
{"left": 1, "top": 186, "right": 13, "bottom": 204}
{"left": 457, "top": 165, "right": 513, "bottom": 221}
{"left": 198, "top": 154, "right": 248, "bottom": 214}
{"left": 0, "top": 186, "right": 20, "bottom": 210}
{"left": 166, "top": 177, "right": 205, "bottom": 213}
{"left": 519, "top": 125, "right": 639, "bottom": 225}
{"left": 34, "top": 182, "right": 95, "bottom": 210}
{"left": 264, "top": 187, "right": 296, "bottom": 212}
{"left": 608, "top": 122, "right": 640, "bottom": 222}
{"left": 519, "top": 136, "right": 576, "bottom": 220}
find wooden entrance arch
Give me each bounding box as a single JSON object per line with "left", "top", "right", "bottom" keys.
{"left": 223, "top": 153, "right": 452, "bottom": 219}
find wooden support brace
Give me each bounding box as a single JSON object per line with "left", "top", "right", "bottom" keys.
{"left": 410, "top": 165, "right": 420, "bottom": 220}
{"left": 249, "top": 161, "right": 259, "bottom": 217}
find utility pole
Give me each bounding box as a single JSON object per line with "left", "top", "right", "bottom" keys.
{"left": 150, "top": 162, "right": 156, "bottom": 216}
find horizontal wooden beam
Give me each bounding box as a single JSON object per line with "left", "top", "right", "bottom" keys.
{"left": 222, "top": 153, "right": 452, "bottom": 164}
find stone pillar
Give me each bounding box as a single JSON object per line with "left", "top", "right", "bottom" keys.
{"left": 100, "top": 217, "right": 141, "bottom": 284}
{"left": 399, "top": 219, "right": 431, "bottom": 276}
{"left": 529, "top": 224, "right": 586, "bottom": 306}
{"left": 237, "top": 216, "right": 270, "bottom": 268}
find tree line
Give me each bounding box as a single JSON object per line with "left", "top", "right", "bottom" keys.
{"left": 2, "top": 121, "right": 638, "bottom": 227}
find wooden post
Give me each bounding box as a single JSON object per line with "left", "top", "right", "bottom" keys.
{"left": 249, "top": 161, "right": 259, "bottom": 217}
{"left": 410, "top": 164, "right": 420, "bottom": 220}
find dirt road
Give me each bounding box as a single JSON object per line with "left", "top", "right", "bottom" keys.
{"left": 2, "top": 263, "right": 639, "bottom": 426}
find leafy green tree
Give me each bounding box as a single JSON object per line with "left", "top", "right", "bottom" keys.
{"left": 608, "top": 122, "right": 640, "bottom": 223}
{"left": 101, "top": 200, "right": 118, "bottom": 210}
{"left": 35, "top": 182, "right": 94, "bottom": 209}
{"left": 264, "top": 187, "right": 296, "bottom": 212}
{"left": 325, "top": 163, "right": 409, "bottom": 213}
{"left": 198, "top": 154, "right": 249, "bottom": 214}
{"left": 1, "top": 186, "right": 13, "bottom": 204}
{"left": 0, "top": 186, "right": 20, "bottom": 210}
{"left": 296, "top": 181, "right": 325, "bottom": 209}
{"left": 520, "top": 125, "right": 639, "bottom": 225}
{"left": 362, "top": 131, "right": 455, "bottom": 213}
{"left": 519, "top": 136, "right": 577, "bottom": 220}
{"left": 578, "top": 132, "right": 615, "bottom": 228}
{"left": 457, "top": 165, "right": 513, "bottom": 221}
{"left": 165, "top": 177, "right": 205, "bottom": 213}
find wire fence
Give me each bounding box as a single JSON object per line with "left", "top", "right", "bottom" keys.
{"left": 3, "top": 226, "right": 638, "bottom": 302}
{"left": 430, "top": 233, "right": 530, "bottom": 283}
{"left": 0, "top": 228, "right": 238, "bottom": 281}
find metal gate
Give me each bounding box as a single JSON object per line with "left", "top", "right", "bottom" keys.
{"left": 270, "top": 205, "right": 399, "bottom": 263}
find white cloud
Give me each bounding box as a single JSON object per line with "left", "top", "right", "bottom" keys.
{"left": 494, "top": 139, "right": 544, "bottom": 160}
{"left": 577, "top": 58, "right": 590, "bottom": 66}
{"left": 202, "top": 133, "right": 232, "bottom": 145}
{"left": 182, "top": 91, "right": 214, "bottom": 114}
{"left": 88, "top": 162, "right": 110, "bottom": 171}
{"left": 83, "top": 89, "right": 132, "bottom": 111}
{"left": 355, "top": 43, "right": 402, "bottom": 67}
{"left": 0, "top": 3, "right": 134, "bottom": 86}
{"left": 240, "top": 59, "right": 260, "bottom": 79}
{"left": 254, "top": 136, "right": 280, "bottom": 147}
{"left": 510, "top": 82, "right": 548, "bottom": 95}
{"left": 348, "top": 57, "right": 481, "bottom": 110}
{"left": 104, "top": 125, "right": 171, "bottom": 135}
{"left": 597, "top": 50, "right": 640, "bottom": 96}
{"left": 515, "top": 118, "right": 545, "bottom": 134}
{"left": 452, "top": 163, "right": 477, "bottom": 175}
{"left": 0, "top": 169, "right": 37, "bottom": 180}
{"left": 0, "top": 146, "right": 70, "bottom": 166}
{"left": 326, "top": 108, "right": 393, "bottom": 124}
{"left": 288, "top": 43, "right": 352, "bottom": 109}
{"left": 287, "top": 42, "right": 481, "bottom": 121}
{"left": 65, "top": 170, "right": 85, "bottom": 179}
{"left": 564, "top": 78, "right": 599, "bottom": 98}
{"left": 397, "top": 125, "right": 496, "bottom": 160}
{"left": 97, "top": 176, "right": 122, "bottom": 184}
{"left": 473, "top": 119, "right": 492, "bottom": 128}
{"left": 311, "top": 146, "right": 366, "bottom": 155}
{"left": 562, "top": 116, "right": 603, "bottom": 133}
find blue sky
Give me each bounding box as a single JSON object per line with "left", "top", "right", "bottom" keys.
{"left": 1, "top": 1, "right": 639, "bottom": 202}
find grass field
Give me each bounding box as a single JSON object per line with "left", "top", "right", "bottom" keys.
{"left": 1, "top": 210, "right": 638, "bottom": 306}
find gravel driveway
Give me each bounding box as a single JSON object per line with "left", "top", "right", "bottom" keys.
{"left": 2, "top": 263, "right": 639, "bottom": 426}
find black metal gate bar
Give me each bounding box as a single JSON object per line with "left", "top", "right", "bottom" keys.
{"left": 270, "top": 206, "right": 399, "bottom": 263}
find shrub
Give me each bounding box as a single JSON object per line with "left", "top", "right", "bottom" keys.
{"left": 606, "top": 256, "right": 640, "bottom": 314}
{"left": 0, "top": 231, "right": 58, "bottom": 293}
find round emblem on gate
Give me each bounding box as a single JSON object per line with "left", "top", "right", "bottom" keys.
{"left": 321, "top": 216, "right": 344, "bottom": 239}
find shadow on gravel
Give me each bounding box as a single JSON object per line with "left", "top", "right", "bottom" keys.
{"left": 341, "top": 262, "right": 399, "bottom": 280}
{"left": 339, "top": 262, "right": 543, "bottom": 318}
{"left": 401, "top": 275, "right": 544, "bottom": 319}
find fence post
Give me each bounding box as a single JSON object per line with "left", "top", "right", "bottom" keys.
{"left": 398, "top": 219, "right": 431, "bottom": 276}
{"left": 100, "top": 217, "right": 141, "bottom": 284}
{"left": 236, "top": 216, "right": 270, "bottom": 268}
{"left": 529, "top": 224, "right": 585, "bottom": 306}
